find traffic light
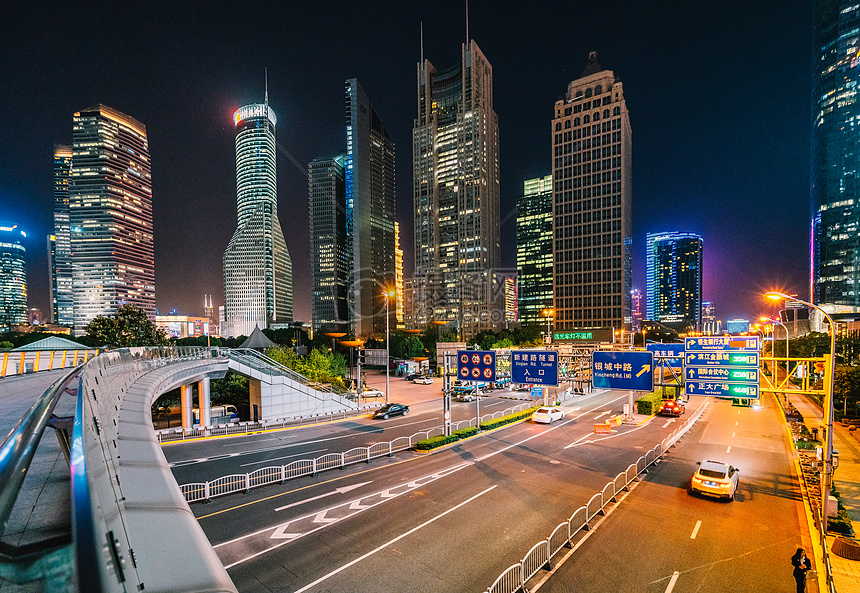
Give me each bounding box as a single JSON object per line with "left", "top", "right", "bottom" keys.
{"left": 357, "top": 349, "right": 365, "bottom": 365}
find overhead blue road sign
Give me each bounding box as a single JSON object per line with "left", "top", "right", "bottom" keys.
{"left": 684, "top": 336, "right": 760, "bottom": 351}
{"left": 684, "top": 351, "right": 759, "bottom": 367}
{"left": 686, "top": 382, "right": 759, "bottom": 398}
{"left": 457, "top": 351, "right": 496, "bottom": 382}
{"left": 647, "top": 343, "right": 685, "bottom": 359}
{"left": 511, "top": 350, "right": 559, "bottom": 386}
{"left": 592, "top": 351, "right": 654, "bottom": 391}
{"left": 686, "top": 366, "right": 759, "bottom": 383}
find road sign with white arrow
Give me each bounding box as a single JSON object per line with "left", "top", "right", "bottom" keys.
{"left": 684, "top": 335, "right": 760, "bottom": 400}
{"left": 591, "top": 351, "right": 654, "bottom": 390}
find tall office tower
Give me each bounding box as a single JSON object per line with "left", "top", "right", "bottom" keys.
{"left": 516, "top": 175, "right": 554, "bottom": 327}
{"left": 69, "top": 105, "right": 154, "bottom": 335}
{"left": 645, "top": 232, "right": 703, "bottom": 330}
{"left": 412, "top": 39, "right": 501, "bottom": 339}
{"left": 0, "top": 224, "right": 28, "bottom": 329}
{"left": 552, "top": 53, "right": 632, "bottom": 334}
{"left": 50, "top": 144, "right": 74, "bottom": 326}
{"left": 345, "top": 79, "right": 396, "bottom": 338}
{"left": 630, "top": 288, "right": 643, "bottom": 331}
{"left": 504, "top": 276, "right": 518, "bottom": 322}
{"left": 394, "top": 222, "right": 404, "bottom": 326}
{"left": 223, "top": 100, "right": 293, "bottom": 338}
{"left": 812, "top": 1, "right": 860, "bottom": 318}
{"left": 701, "top": 300, "right": 719, "bottom": 335}
{"left": 308, "top": 152, "right": 350, "bottom": 333}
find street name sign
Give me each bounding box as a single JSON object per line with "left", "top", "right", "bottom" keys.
{"left": 686, "top": 366, "right": 759, "bottom": 383}
{"left": 646, "top": 343, "right": 685, "bottom": 359}
{"left": 592, "top": 351, "right": 654, "bottom": 391}
{"left": 686, "top": 382, "right": 759, "bottom": 398}
{"left": 684, "top": 336, "right": 760, "bottom": 351}
{"left": 457, "top": 351, "right": 496, "bottom": 382}
{"left": 684, "top": 336, "right": 760, "bottom": 399}
{"left": 684, "top": 351, "right": 759, "bottom": 367}
{"left": 511, "top": 351, "right": 559, "bottom": 386}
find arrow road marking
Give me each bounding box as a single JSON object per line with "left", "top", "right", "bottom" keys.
{"left": 274, "top": 482, "right": 371, "bottom": 512}
{"left": 594, "top": 411, "right": 610, "bottom": 419}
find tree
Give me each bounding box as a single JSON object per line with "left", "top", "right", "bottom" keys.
{"left": 84, "top": 304, "right": 168, "bottom": 347}
{"left": 834, "top": 364, "right": 860, "bottom": 418}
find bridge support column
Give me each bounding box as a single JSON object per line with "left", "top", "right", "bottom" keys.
{"left": 181, "top": 384, "right": 194, "bottom": 429}
{"left": 199, "top": 377, "right": 211, "bottom": 427}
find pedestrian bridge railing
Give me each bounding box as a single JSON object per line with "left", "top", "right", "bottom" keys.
{"left": 485, "top": 400, "right": 709, "bottom": 593}
{"left": 0, "top": 348, "right": 99, "bottom": 377}
{"left": 178, "top": 402, "right": 535, "bottom": 503}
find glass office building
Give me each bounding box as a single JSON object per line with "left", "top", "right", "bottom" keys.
{"left": 552, "top": 53, "right": 632, "bottom": 333}
{"left": 516, "top": 176, "right": 554, "bottom": 327}
{"left": 50, "top": 144, "right": 74, "bottom": 326}
{"left": 411, "top": 39, "right": 502, "bottom": 338}
{"left": 223, "top": 101, "right": 293, "bottom": 337}
{"left": 812, "top": 0, "right": 860, "bottom": 317}
{"left": 69, "top": 105, "right": 154, "bottom": 335}
{"left": 645, "top": 232, "right": 703, "bottom": 330}
{"left": 0, "top": 224, "right": 28, "bottom": 329}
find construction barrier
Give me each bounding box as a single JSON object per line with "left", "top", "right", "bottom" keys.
{"left": 594, "top": 423, "right": 612, "bottom": 434}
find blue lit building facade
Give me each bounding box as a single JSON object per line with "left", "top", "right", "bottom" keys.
{"left": 224, "top": 101, "right": 293, "bottom": 337}
{"left": 645, "top": 232, "right": 703, "bottom": 330}
{"left": 50, "top": 144, "right": 74, "bottom": 327}
{"left": 516, "top": 176, "right": 554, "bottom": 327}
{"left": 812, "top": 0, "right": 860, "bottom": 318}
{"left": 0, "top": 224, "right": 28, "bottom": 329}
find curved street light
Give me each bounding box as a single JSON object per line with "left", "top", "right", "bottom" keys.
{"left": 765, "top": 291, "right": 836, "bottom": 533}
{"left": 760, "top": 316, "right": 790, "bottom": 384}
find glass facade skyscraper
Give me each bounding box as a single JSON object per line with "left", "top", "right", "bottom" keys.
{"left": 516, "top": 175, "right": 554, "bottom": 327}
{"left": 812, "top": 0, "right": 860, "bottom": 316}
{"left": 345, "top": 78, "right": 396, "bottom": 338}
{"left": 69, "top": 105, "right": 155, "bottom": 335}
{"left": 552, "top": 53, "right": 632, "bottom": 333}
{"left": 645, "top": 232, "right": 703, "bottom": 330}
{"left": 0, "top": 224, "right": 28, "bottom": 329}
{"left": 50, "top": 144, "right": 74, "bottom": 326}
{"left": 411, "top": 39, "right": 501, "bottom": 338}
{"left": 308, "top": 152, "right": 349, "bottom": 333}
{"left": 224, "top": 101, "right": 293, "bottom": 337}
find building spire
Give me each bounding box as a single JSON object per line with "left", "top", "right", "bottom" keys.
{"left": 264, "top": 67, "right": 269, "bottom": 107}
{"left": 465, "top": 0, "right": 469, "bottom": 44}
{"left": 420, "top": 21, "right": 424, "bottom": 65}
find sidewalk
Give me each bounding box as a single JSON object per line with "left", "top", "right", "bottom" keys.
{"left": 784, "top": 392, "right": 860, "bottom": 592}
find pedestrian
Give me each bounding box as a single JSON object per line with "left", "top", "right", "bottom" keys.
{"left": 791, "top": 547, "right": 811, "bottom": 593}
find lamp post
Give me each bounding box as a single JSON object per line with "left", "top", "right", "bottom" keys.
{"left": 760, "top": 316, "right": 789, "bottom": 383}
{"left": 542, "top": 308, "right": 554, "bottom": 345}
{"left": 385, "top": 290, "right": 395, "bottom": 405}
{"left": 766, "top": 291, "right": 836, "bottom": 533}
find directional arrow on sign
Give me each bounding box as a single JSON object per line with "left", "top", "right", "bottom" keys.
{"left": 274, "top": 482, "right": 372, "bottom": 512}
{"left": 636, "top": 364, "right": 651, "bottom": 377}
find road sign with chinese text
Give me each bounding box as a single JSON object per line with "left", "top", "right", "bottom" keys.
{"left": 686, "top": 366, "right": 759, "bottom": 383}
{"left": 686, "top": 382, "right": 759, "bottom": 398}
{"left": 684, "top": 351, "right": 759, "bottom": 367}
{"left": 684, "top": 336, "right": 760, "bottom": 351}
{"left": 646, "top": 343, "right": 685, "bottom": 359}
{"left": 592, "top": 351, "right": 654, "bottom": 391}
{"left": 457, "top": 351, "right": 496, "bottom": 382}
{"left": 684, "top": 336, "right": 760, "bottom": 399}
{"left": 511, "top": 350, "right": 559, "bottom": 386}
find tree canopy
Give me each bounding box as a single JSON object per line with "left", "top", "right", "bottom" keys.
{"left": 84, "top": 305, "right": 168, "bottom": 347}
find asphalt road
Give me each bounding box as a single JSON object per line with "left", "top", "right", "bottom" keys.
{"left": 178, "top": 389, "right": 707, "bottom": 592}
{"left": 534, "top": 393, "right": 808, "bottom": 593}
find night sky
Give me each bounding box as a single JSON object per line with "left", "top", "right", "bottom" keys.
{"left": 1, "top": 1, "right": 810, "bottom": 326}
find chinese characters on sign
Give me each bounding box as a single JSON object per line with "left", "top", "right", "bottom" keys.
{"left": 511, "top": 351, "right": 559, "bottom": 386}
{"left": 684, "top": 337, "right": 760, "bottom": 399}
{"left": 591, "top": 351, "right": 654, "bottom": 391}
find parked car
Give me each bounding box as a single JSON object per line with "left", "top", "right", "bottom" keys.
{"left": 361, "top": 389, "right": 384, "bottom": 399}
{"left": 658, "top": 400, "right": 686, "bottom": 417}
{"left": 412, "top": 377, "right": 434, "bottom": 385}
{"left": 372, "top": 403, "right": 409, "bottom": 420}
{"left": 531, "top": 407, "right": 564, "bottom": 424}
{"left": 404, "top": 373, "right": 422, "bottom": 381}
{"left": 690, "top": 460, "right": 739, "bottom": 500}
{"left": 454, "top": 392, "right": 476, "bottom": 402}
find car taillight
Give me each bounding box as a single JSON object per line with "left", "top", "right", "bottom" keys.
{"left": 692, "top": 476, "right": 704, "bottom": 484}
{"left": 719, "top": 481, "right": 731, "bottom": 488}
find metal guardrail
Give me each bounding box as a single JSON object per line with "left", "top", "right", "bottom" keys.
{"left": 227, "top": 348, "right": 337, "bottom": 394}
{"left": 0, "top": 349, "right": 98, "bottom": 378}
{"left": 485, "top": 401, "right": 709, "bottom": 593}
{"left": 178, "top": 402, "right": 535, "bottom": 503}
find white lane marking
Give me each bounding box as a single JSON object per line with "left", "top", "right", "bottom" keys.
{"left": 735, "top": 421, "right": 738, "bottom": 426}
{"left": 726, "top": 446, "right": 732, "bottom": 453}
{"left": 731, "top": 432, "right": 736, "bottom": 438}
{"left": 690, "top": 520, "right": 701, "bottom": 539}
{"left": 291, "top": 485, "right": 497, "bottom": 593}
{"left": 594, "top": 411, "right": 610, "bottom": 419}
{"left": 239, "top": 448, "right": 327, "bottom": 468}
{"left": 665, "top": 571, "right": 680, "bottom": 593}
{"left": 662, "top": 420, "right": 673, "bottom": 428}
{"left": 274, "top": 482, "right": 372, "bottom": 512}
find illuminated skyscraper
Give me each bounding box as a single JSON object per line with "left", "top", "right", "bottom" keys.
{"left": 412, "top": 38, "right": 501, "bottom": 339}
{"left": 812, "top": 0, "right": 860, "bottom": 317}
{"left": 517, "top": 176, "right": 554, "bottom": 327}
{"left": 645, "top": 232, "right": 703, "bottom": 330}
{"left": 69, "top": 105, "right": 154, "bottom": 334}
{"left": 308, "top": 152, "right": 349, "bottom": 333}
{"left": 50, "top": 144, "right": 74, "bottom": 326}
{"left": 552, "top": 53, "right": 632, "bottom": 333}
{"left": 224, "top": 99, "right": 293, "bottom": 337}
{"left": 0, "top": 224, "right": 28, "bottom": 329}
{"left": 394, "top": 222, "right": 404, "bottom": 326}
{"left": 345, "top": 78, "right": 396, "bottom": 338}
{"left": 631, "top": 288, "right": 643, "bottom": 331}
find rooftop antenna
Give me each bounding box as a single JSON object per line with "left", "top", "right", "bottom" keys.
{"left": 420, "top": 21, "right": 424, "bottom": 65}
{"left": 264, "top": 67, "right": 269, "bottom": 107}
{"left": 465, "top": 0, "right": 469, "bottom": 44}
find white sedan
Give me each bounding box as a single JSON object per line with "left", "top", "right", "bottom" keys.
{"left": 690, "top": 460, "right": 740, "bottom": 500}
{"left": 412, "top": 377, "right": 434, "bottom": 385}
{"left": 531, "top": 407, "right": 564, "bottom": 424}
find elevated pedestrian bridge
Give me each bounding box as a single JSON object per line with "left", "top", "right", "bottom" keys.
{"left": 0, "top": 346, "right": 364, "bottom": 592}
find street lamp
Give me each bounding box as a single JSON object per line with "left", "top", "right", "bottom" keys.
{"left": 766, "top": 291, "right": 836, "bottom": 533}
{"left": 760, "top": 316, "right": 790, "bottom": 383}
{"left": 542, "top": 308, "right": 554, "bottom": 345}
{"left": 385, "top": 289, "right": 395, "bottom": 405}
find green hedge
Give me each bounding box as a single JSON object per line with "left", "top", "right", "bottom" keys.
{"left": 453, "top": 426, "right": 479, "bottom": 439}
{"left": 479, "top": 407, "right": 540, "bottom": 431}
{"left": 415, "top": 408, "right": 538, "bottom": 450}
{"left": 415, "top": 434, "right": 459, "bottom": 450}
{"left": 635, "top": 391, "right": 665, "bottom": 415}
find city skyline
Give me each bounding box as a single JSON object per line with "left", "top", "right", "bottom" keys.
{"left": 1, "top": 3, "right": 810, "bottom": 326}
